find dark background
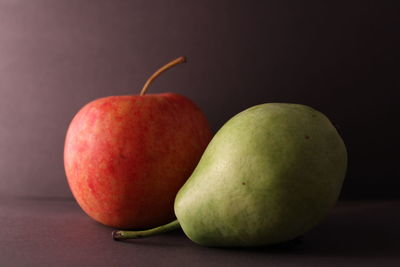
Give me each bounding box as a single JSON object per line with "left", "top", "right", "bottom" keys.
{"left": 0, "top": 0, "right": 399, "bottom": 200}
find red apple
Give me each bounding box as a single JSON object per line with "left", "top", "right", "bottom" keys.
{"left": 64, "top": 57, "right": 212, "bottom": 228}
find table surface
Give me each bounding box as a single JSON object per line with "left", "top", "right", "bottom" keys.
{"left": 1, "top": 197, "right": 399, "bottom": 267}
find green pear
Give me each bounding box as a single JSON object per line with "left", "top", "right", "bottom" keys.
{"left": 113, "top": 103, "right": 347, "bottom": 247}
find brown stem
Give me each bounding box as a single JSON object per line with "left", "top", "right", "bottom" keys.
{"left": 139, "top": 56, "right": 187, "bottom": 96}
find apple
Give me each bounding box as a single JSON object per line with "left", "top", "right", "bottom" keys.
{"left": 64, "top": 57, "right": 212, "bottom": 229}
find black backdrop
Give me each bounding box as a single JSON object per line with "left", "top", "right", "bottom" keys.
{"left": 0, "top": 0, "right": 398, "bottom": 199}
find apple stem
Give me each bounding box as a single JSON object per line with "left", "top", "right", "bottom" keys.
{"left": 139, "top": 56, "right": 187, "bottom": 96}
{"left": 112, "top": 220, "right": 181, "bottom": 241}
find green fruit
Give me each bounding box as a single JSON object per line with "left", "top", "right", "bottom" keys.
{"left": 174, "top": 103, "right": 347, "bottom": 247}
{"left": 113, "top": 103, "right": 347, "bottom": 247}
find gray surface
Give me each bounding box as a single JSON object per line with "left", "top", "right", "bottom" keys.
{"left": 1, "top": 198, "right": 399, "bottom": 267}
{"left": 0, "top": 0, "right": 399, "bottom": 199}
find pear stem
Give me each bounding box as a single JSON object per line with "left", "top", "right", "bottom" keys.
{"left": 112, "top": 220, "right": 181, "bottom": 241}
{"left": 139, "top": 56, "right": 187, "bottom": 96}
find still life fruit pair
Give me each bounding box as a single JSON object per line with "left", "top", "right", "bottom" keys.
{"left": 64, "top": 57, "right": 347, "bottom": 247}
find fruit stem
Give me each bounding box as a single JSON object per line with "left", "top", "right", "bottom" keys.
{"left": 140, "top": 56, "right": 187, "bottom": 96}
{"left": 112, "top": 220, "right": 181, "bottom": 241}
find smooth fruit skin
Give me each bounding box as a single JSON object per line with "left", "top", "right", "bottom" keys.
{"left": 175, "top": 103, "right": 347, "bottom": 247}
{"left": 64, "top": 93, "right": 212, "bottom": 229}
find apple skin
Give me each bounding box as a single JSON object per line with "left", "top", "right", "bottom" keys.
{"left": 64, "top": 93, "right": 212, "bottom": 229}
